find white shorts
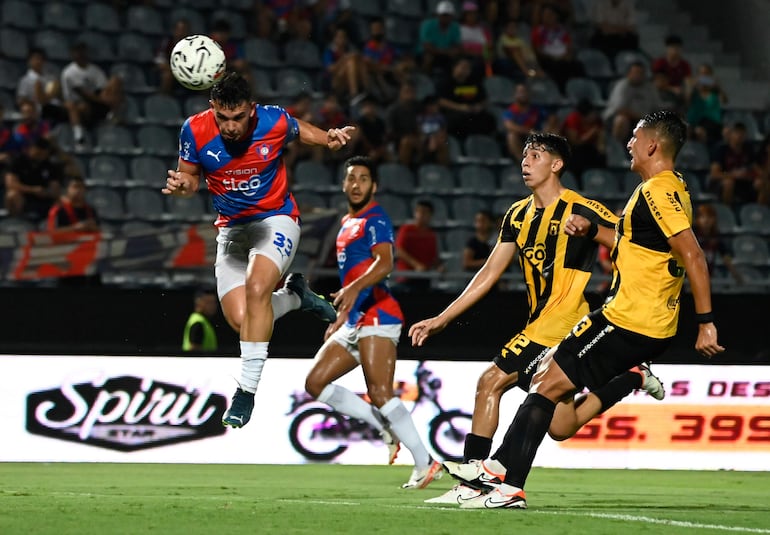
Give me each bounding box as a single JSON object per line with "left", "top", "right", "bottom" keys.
{"left": 214, "top": 215, "right": 300, "bottom": 299}
{"left": 327, "top": 323, "right": 402, "bottom": 364}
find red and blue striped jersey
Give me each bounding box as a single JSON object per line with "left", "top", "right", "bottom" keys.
{"left": 179, "top": 104, "right": 300, "bottom": 227}
{"left": 336, "top": 202, "right": 404, "bottom": 327}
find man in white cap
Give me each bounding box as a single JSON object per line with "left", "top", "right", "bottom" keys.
{"left": 418, "top": 0, "right": 462, "bottom": 76}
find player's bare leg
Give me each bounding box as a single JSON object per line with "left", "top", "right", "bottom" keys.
{"left": 472, "top": 364, "right": 518, "bottom": 438}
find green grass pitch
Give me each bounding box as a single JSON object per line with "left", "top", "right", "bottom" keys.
{"left": 1, "top": 463, "right": 768, "bottom": 534}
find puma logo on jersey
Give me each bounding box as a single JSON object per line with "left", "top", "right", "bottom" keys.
{"left": 206, "top": 149, "right": 222, "bottom": 162}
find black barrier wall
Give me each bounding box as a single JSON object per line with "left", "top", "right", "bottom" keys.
{"left": 0, "top": 286, "right": 766, "bottom": 364}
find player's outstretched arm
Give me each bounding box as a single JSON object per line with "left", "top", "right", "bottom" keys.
{"left": 564, "top": 214, "right": 615, "bottom": 248}
{"left": 163, "top": 159, "right": 201, "bottom": 198}
{"left": 296, "top": 118, "right": 355, "bottom": 151}
{"left": 409, "top": 241, "right": 516, "bottom": 346}
{"left": 668, "top": 228, "right": 725, "bottom": 358}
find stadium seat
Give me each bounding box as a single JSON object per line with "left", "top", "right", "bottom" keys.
{"left": 166, "top": 194, "right": 207, "bottom": 222}
{"left": 130, "top": 156, "right": 169, "bottom": 188}
{"left": 732, "top": 264, "right": 767, "bottom": 289}
{"left": 250, "top": 68, "right": 276, "bottom": 99}
{"left": 722, "top": 110, "right": 762, "bottom": 141}
{"left": 605, "top": 137, "right": 631, "bottom": 168}
{"left": 87, "top": 187, "right": 125, "bottom": 219}
{"left": 622, "top": 171, "right": 641, "bottom": 195}
{"left": 125, "top": 188, "right": 166, "bottom": 221}
{"left": 564, "top": 77, "right": 604, "bottom": 106}
{"left": 117, "top": 33, "right": 155, "bottom": 64}
{"left": 464, "top": 135, "right": 503, "bottom": 161}
{"left": 294, "top": 160, "right": 334, "bottom": 191}
{"left": 377, "top": 193, "right": 410, "bottom": 224}
{"left": 211, "top": 10, "right": 247, "bottom": 40}
{"left": 111, "top": 63, "right": 153, "bottom": 93}
{"left": 126, "top": 5, "right": 164, "bottom": 36}
{"left": 739, "top": 203, "right": 770, "bottom": 235}
{"left": 94, "top": 125, "right": 136, "bottom": 155}
{"left": 168, "top": 8, "right": 207, "bottom": 35}
{"left": 84, "top": 4, "right": 121, "bottom": 33}
{"left": 492, "top": 197, "right": 515, "bottom": 216}
{"left": 447, "top": 136, "right": 464, "bottom": 163}
{"left": 0, "top": 60, "right": 23, "bottom": 91}
{"left": 41, "top": 2, "right": 80, "bottom": 31}
{"left": 581, "top": 168, "right": 620, "bottom": 198}
{"left": 451, "top": 196, "right": 490, "bottom": 224}
{"left": 576, "top": 48, "right": 614, "bottom": 78}
{"left": 243, "top": 38, "right": 282, "bottom": 69}
{"left": 136, "top": 126, "right": 177, "bottom": 157}
{"left": 120, "top": 220, "right": 156, "bottom": 235}
{"left": 292, "top": 190, "right": 327, "bottom": 211}
{"left": 88, "top": 155, "right": 129, "bottom": 187}
{"left": 560, "top": 171, "right": 580, "bottom": 191}
{"left": 527, "top": 77, "right": 563, "bottom": 106}
{"left": 121, "top": 95, "right": 143, "bottom": 125}
{"left": 275, "top": 69, "right": 315, "bottom": 98}
{"left": 0, "top": 217, "right": 35, "bottom": 233}
{"left": 0, "top": 28, "right": 29, "bottom": 60}
{"left": 676, "top": 141, "right": 710, "bottom": 171}
{"left": 349, "top": 0, "right": 384, "bottom": 17}
{"left": 378, "top": 163, "right": 415, "bottom": 194}
{"left": 78, "top": 31, "right": 116, "bottom": 63}
{"left": 457, "top": 165, "right": 497, "bottom": 194}
{"left": 484, "top": 75, "right": 515, "bottom": 106}
{"left": 284, "top": 40, "right": 323, "bottom": 71}
{"left": 443, "top": 228, "right": 471, "bottom": 253}
{"left": 413, "top": 72, "right": 436, "bottom": 100}
{"left": 387, "top": 0, "right": 424, "bottom": 18}
{"left": 498, "top": 168, "right": 530, "bottom": 198}
{"left": 185, "top": 95, "right": 211, "bottom": 117}
{"left": 614, "top": 49, "right": 650, "bottom": 75}
{"left": 731, "top": 234, "right": 770, "bottom": 266}
{"left": 385, "top": 16, "right": 418, "bottom": 48}
{"left": 713, "top": 202, "right": 738, "bottom": 234}
{"left": 418, "top": 164, "right": 456, "bottom": 193}
{"left": 2, "top": 1, "right": 39, "bottom": 30}
{"left": 143, "top": 94, "right": 184, "bottom": 126}
{"left": 33, "top": 30, "right": 71, "bottom": 62}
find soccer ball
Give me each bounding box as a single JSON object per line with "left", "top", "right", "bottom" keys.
{"left": 169, "top": 35, "right": 226, "bottom": 91}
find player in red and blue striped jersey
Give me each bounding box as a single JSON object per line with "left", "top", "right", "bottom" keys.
{"left": 304, "top": 156, "right": 443, "bottom": 490}
{"left": 163, "top": 72, "right": 355, "bottom": 428}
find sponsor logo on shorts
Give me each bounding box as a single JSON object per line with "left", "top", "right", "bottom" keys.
{"left": 576, "top": 325, "right": 614, "bottom": 359}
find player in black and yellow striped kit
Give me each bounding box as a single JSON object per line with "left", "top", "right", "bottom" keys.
{"left": 452, "top": 111, "right": 724, "bottom": 509}
{"left": 411, "top": 132, "right": 664, "bottom": 505}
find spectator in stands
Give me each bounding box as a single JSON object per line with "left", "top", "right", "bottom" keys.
{"left": 284, "top": 92, "right": 317, "bottom": 174}
{"left": 708, "top": 122, "right": 756, "bottom": 206}
{"left": 438, "top": 57, "right": 496, "bottom": 139}
{"left": 686, "top": 63, "right": 728, "bottom": 147}
{"left": 418, "top": 1, "right": 462, "bottom": 78}
{"left": 530, "top": 2, "right": 583, "bottom": 93}
{"left": 459, "top": 1, "right": 494, "bottom": 76}
{"left": 362, "top": 17, "right": 410, "bottom": 103}
{"left": 61, "top": 42, "right": 125, "bottom": 146}
{"left": 353, "top": 97, "right": 388, "bottom": 164}
{"left": 0, "top": 104, "right": 18, "bottom": 172}
{"left": 561, "top": 97, "right": 606, "bottom": 180}
{"left": 651, "top": 35, "right": 692, "bottom": 101}
{"left": 155, "top": 18, "right": 192, "bottom": 95}
{"left": 182, "top": 289, "right": 219, "bottom": 352}
{"left": 752, "top": 133, "right": 770, "bottom": 206}
{"left": 417, "top": 95, "right": 450, "bottom": 166}
{"left": 386, "top": 81, "right": 422, "bottom": 167}
{"left": 693, "top": 203, "right": 743, "bottom": 284}
{"left": 588, "top": 0, "right": 639, "bottom": 62}
{"left": 394, "top": 199, "right": 443, "bottom": 291}
{"left": 494, "top": 18, "right": 545, "bottom": 82}
{"left": 46, "top": 175, "right": 99, "bottom": 232}
{"left": 4, "top": 137, "right": 62, "bottom": 221}
{"left": 603, "top": 61, "right": 661, "bottom": 144}
{"left": 316, "top": 93, "right": 356, "bottom": 162}
{"left": 16, "top": 48, "right": 67, "bottom": 126}
{"left": 653, "top": 70, "right": 686, "bottom": 116}
{"left": 502, "top": 83, "right": 555, "bottom": 161}
{"left": 13, "top": 100, "right": 51, "bottom": 150}
{"left": 462, "top": 209, "right": 496, "bottom": 271}
{"left": 323, "top": 28, "right": 368, "bottom": 105}
{"left": 209, "top": 19, "right": 249, "bottom": 78}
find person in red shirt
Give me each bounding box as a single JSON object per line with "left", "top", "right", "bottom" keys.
{"left": 561, "top": 98, "right": 606, "bottom": 180}
{"left": 46, "top": 175, "right": 98, "bottom": 232}
{"left": 651, "top": 35, "right": 692, "bottom": 99}
{"left": 394, "top": 199, "right": 443, "bottom": 291}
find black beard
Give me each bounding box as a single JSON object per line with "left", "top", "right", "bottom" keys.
{"left": 348, "top": 191, "right": 373, "bottom": 212}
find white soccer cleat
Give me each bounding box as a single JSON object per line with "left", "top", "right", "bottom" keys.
{"left": 424, "top": 484, "right": 484, "bottom": 504}
{"left": 459, "top": 487, "right": 527, "bottom": 509}
{"left": 380, "top": 427, "right": 401, "bottom": 465}
{"left": 443, "top": 459, "right": 505, "bottom": 491}
{"left": 638, "top": 362, "right": 665, "bottom": 400}
{"left": 401, "top": 459, "right": 444, "bottom": 490}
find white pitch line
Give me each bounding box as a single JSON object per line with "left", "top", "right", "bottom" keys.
{"left": 277, "top": 499, "right": 770, "bottom": 533}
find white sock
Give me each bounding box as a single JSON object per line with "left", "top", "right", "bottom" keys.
{"left": 317, "top": 384, "right": 383, "bottom": 432}
{"left": 239, "top": 341, "right": 268, "bottom": 394}
{"left": 272, "top": 287, "right": 301, "bottom": 322}
{"left": 483, "top": 458, "right": 507, "bottom": 475}
{"left": 498, "top": 483, "right": 523, "bottom": 495}
{"left": 379, "top": 397, "right": 431, "bottom": 469}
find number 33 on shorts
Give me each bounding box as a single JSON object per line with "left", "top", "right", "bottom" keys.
{"left": 273, "top": 232, "right": 294, "bottom": 258}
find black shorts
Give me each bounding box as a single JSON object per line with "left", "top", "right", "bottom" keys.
{"left": 493, "top": 333, "right": 551, "bottom": 391}
{"left": 553, "top": 309, "right": 672, "bottom": 392}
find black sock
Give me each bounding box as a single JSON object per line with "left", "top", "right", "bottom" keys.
{"left": 463, "top": 433, "right": 493, "bottom": 462}
{"left": 593, "top": 370, "right": 642, "bottom": 413}
{"left": 498, "top": 393, "right": 555, "bottom": 489}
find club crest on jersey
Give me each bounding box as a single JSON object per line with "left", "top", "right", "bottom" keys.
{"left": 257, "top": 144, "right": 271, "bottom": 160}
{"left": 548, "top": 220, "right": 560, "bottom": 235}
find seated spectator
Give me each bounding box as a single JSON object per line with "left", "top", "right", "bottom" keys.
{"left": 61, "top": 42, "right": 125, "bottom": 145}
{"left": 502, "top": 83, "right": 555, "bottom": 161}
{"left": 16, "top": 48, "right": 67, "bottom": 126}
{"left": 494, "top": 18, "right": 545, "bottom": 82}
{"left": 46, "top": 176, "right": 99, "bottom": 232}
{"left": 561, "top": 98, "right": 606, "bottom": 180}
{"left": 155, "top": 18, "right": 192, "bottom": 95}
{"left": 708, "top": 122, "right": 756, "bottom": 206}
{"left": 323, "top": 28, "right": 368, "bottom": 104}
{"left": 386, "top": 81, "right": 421, "bottom": 167}
{"left": 530, "top": 3, "right": 584, "bottom": 93}
{"left": 209, "top": 19, "right": 249, "bottom": 79}
{"left": 316, "top": 93, "right": 355, "bottom": 161}
{"left": 686, "top": 63, "right": 728, "bottom": 147}
{"left": 13, "top": 100, "right": 51, "bottom": 150}
{"left": 417, "top": 95, "right": 450, "bottom": 166}
{"left": 693, "top": 203, "right": 743, "bottom": 284}
{"left": 438, "top": 57, "right": 496, "bottom": 139}
{"left": 0, "top": 104, "right": 18, "bottom": 172}
{"left": 651, "top": 35, "right": 692, "bottom": 100}
{"left": 588, "top": 0, "right": 639, "bottom": 62}
{"left": 462, "top": 209, "right": 495, "bottom": 271}
{"left": 752, "top": 134, "right": 770, "bottom": 206}
{"left": 284, "top": 92, "right": 317, "bottom": 174}
{"left": 394, "top": 199, "right": 443, "bottom": 291}
{"left": 602, "top": 61, "right": 661, "bottom": 144}
{"left": 353, "top": 97, "right": 388, "bottom": 164}
{"left": 653, "top": 70, "right": 686, "bottom": 116}
{"left": 418, "top": 1, "right": 462, "bottom": 79}
{"left": 458, "top": 1, "right": 494, "bottom": 75}
{"left": 4, "top": 137, "right": 63, "bottom": 221}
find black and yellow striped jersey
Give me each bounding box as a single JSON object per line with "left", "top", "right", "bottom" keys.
{"left": 499, "top": 189, "right": 618, "bottom": 347}
{"left": 603, "top": 170, "right": 693, "bottom": 338}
